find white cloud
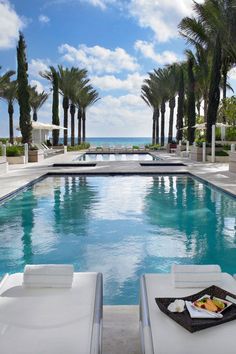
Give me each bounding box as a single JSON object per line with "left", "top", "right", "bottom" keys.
{"left": 86, "top": 94, "right": 151, "bottom": 137}
{"left": 38, "top": 14, "right": 50, "bottom": 24}
{"left": 91, "top": 72, "right": 146, "bottom": 93}
{"left": 229, "top": 67, "right": 236, "bottom": 81}
{"left": 0, "top": 1, "right": 25, "bottom": 49}
{"left": 58, "top": 43, "right": 139, "bottom": 74}
{"left": 30, "top": 80, "right": 45, "bottom": 93}
{"left": 128, "top": 0, "right": 204, "bottom": 42}
{"left": 28, "top": 58, "right": 50, "bottom": 79}
{"left": 135, "top": 40, "right": 179, "bottom": 64}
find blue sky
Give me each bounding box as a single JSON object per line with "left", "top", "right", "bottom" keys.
{"left": 0, "top": 0, "right": 235, "bottom": 138}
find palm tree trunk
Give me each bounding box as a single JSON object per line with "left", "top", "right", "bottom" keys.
{"left": 222, "top": 67, "right": 227, "bottom": 124}
{"left": 63, "top": 96, "right": 69, "bottom": 145}
{"left": 161, "top": 99, "right": 165, "bottom": 146}
{"left": 82, "top": 109, "right": 86, "bottom": 143}
{"left": 176, "top": 67, "right": 184, "bottom": 142}
{"left": 70, "top": 103, "right": 76, "bottom": 146}
{"left": 33, "top": 109, "right": 37, "bottom": 122}
{"left": 77, "top": 107, "right": 82, "bottom": 145}
{"left": 168, "top": 97, "right": 175, "bottom": 143}
{"left": 155, "top": 108, "right": 160, "bottom": 144}
{"left": 152, "top": 110, "right": 156, "bottom": 145}
{"left": 203, "top": 94, "right": 208, "bottom": 123}
{"left": 8, "top": 102, "right": 14, "bottom": 144}
{"left": 187, "top": 57, "right": 196, "bottom": 144}
{"left": 206, "top": 35, "right": 222, "bottom": 143}
{"left": 52, "top": 70, "right": 59, "bottom": 146}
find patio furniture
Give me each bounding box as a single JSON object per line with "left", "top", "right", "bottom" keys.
{"left": 140, "top": 265, "right": 236, "bottom": 354}
{"left": 0, "top": 265, "right": 103, "bottom": 354}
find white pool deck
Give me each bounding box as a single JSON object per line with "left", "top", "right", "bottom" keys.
{"left": 0, "top": 151, "right": 236, "bottom": 353}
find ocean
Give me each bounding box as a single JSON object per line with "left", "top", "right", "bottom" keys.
{"left": 59, "top": 137, "right": 153, "bottom": 147}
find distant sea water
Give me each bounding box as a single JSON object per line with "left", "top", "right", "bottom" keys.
{"left": 59, "top": 137, "right": 153, "bottom": 147}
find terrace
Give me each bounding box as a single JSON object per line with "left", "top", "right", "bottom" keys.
{"left": 0, "top": 150, "right": 236, "bottom": 354}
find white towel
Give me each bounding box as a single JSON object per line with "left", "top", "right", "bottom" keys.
{"left": 172, "top": 264, "right": 222, "bottom": 288}
{"left": 23, "top": 264, "right": 74, "bottom": 288}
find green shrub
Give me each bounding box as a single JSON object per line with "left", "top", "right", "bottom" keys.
{"left": 226, "top": 127, "right": 236, "bottom": 141}
{"left": 146, "top": 144, "right": 161, "bottom": 150}
{"left": 215, "top": 150, "right": 229, "bottom": 156}
{"left": 6, "top": 146, "right": 24, "bottom": 157}
{"left": 0, "top": 138, "right": 8, "bottom": 144}
{"left": 132, "top": 145, "right": 139, "bottom": 149}
{"left": 223, "top": 144, "right": 231, "bottom": 151}
{"left": 67, "top": 143, "right": 90, "bottom": 151}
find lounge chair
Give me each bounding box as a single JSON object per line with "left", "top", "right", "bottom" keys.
{"left": 0, "top": 265, "right": 103, "bottom": 354}
{"left": 140, "top": 265, "right": 236, "bottom": 354}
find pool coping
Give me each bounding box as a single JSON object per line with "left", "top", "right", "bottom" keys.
{"left": 0, "top": 170, "right": 235, "bottom": 205}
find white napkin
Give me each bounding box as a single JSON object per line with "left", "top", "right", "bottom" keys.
{"left": 185, "top": 301, "right": 223, "bottom": 319}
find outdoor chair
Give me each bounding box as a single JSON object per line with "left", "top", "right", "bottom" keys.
{"left": 140, "top": 264, "right": 236, "bottom": 354}
{"left": 0, "top": 265, "right": 103, "bottom": 354}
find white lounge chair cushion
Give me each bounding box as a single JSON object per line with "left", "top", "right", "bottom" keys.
{"left": 23, "top": 264, "right": 74, "bottom": 288}
{"left": 172, "top": 264, "right": 222, "bottom": 288}
{"left": 0, "top": 272, "right": 98, "bottom": 354}
{"left": 144, "top": 273, "right": 236, "bottom": 354}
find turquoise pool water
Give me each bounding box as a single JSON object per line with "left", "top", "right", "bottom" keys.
{"left": 78, "top": 153, "right": 158, "bottom": 161}
{"left": 0, "top": 175, "right": 235, "bottom": 304}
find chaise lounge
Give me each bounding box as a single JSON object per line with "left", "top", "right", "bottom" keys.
{"left": 0, "top": 265, "right": 103, "bottom": 354}
{"left": 140, "top": 265, "right": 236, "bottom": 354}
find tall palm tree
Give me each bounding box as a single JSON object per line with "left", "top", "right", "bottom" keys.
{"left": 141, "top": 74, "right": 161, "bottom": 145}
{"left": 57, "top": 66, "right": 88, "bottom": 146}
{"left": 0, "top": 67, "right": 15, "bottom": 139}
{"left": 186, "top": 50, "right": 196, "bottom": 144}
{"left": 69, "top": 73, "right": 89, "bottom": 146}
{"left": 75, "top": 85, "right": 100, "bottom": 143}
{"left": 179, "top": 0, "right": 236, "bottom": 142}
{"left": 165, "top": 64, "right": 179, "bottom": 143}
{"left": 176, "top": 63, "right": 186, "bottom": 142}
{"left": 29, "top": 86, "right": 49, "bottom": 122}
{"left": 153, "top": 68, "right": 169, "bottom": 146}
{"left": 0, "top": 80, "right": 18, "bottom": 143}
{"left": 40, "top": 66, "right": 60, "bottom": 146}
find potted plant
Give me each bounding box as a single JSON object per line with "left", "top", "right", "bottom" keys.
{"left": 28, "top": 145, "right": 44, "bottom": 162}
{"left": 166, "top": 140, "right": 177, "bottom": 153}
{"left": 6, "top": 145, "right": 25, "bottom": 164}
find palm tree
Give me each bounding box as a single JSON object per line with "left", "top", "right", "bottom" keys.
{"left": 176, "top": 63, "right": 186, "bottom": 142}
{"left": 75, "top": 85, "right": 100, "bottom": 143}
{"left": 29, "top": 86, "right": 49, "bottom": 122}
{"left": 186, "top": 50, "right": 196, "bottom": 144}
{"left": 69, "top": 72, "right": 89, "bottom": 146}
{"left": 0, "top": 67, "right": 15, "bottom": 139}
{"left": 0, "top": 80, "right": 18, "bottom": 143}
{"left": 153, "top": 68, "right": 169, "bottom": 146}
{"left": 141, "top": 74, "right": 161, "bottom": 145}
{"left": 57, "top": 66, "right": 88, "bottom": 146}
{"left": 179, "top": 0, "right": 236, "bottom": 142}
{"left": 40, "top": 66, "right": 60, "bottom": 146}
{"left": 165, "top": 64, "right": 179, "bottom": 143}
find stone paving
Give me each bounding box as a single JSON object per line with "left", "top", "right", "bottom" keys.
{"left": 0, "top": 150, "right": 235, "bottom": 354}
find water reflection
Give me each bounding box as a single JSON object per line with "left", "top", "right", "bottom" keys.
{"left": 0, "top": 176, "right": 235, "bottom": 304}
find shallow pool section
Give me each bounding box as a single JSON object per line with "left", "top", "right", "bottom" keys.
{"left": 0, "top": 176, "right": 236, "bottom": 304}
{"left": 78, "top": 153, "right": 158, "bottom": 161}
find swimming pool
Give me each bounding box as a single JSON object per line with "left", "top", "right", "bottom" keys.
{"left": 0, "top": 175, "right": 235, "bottom": 304}
{"left": 78, "top": 153, "right": 158, "bottom": 161}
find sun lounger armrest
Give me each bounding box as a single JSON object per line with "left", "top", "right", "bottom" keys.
{"left": 139, "top": 275, "right": 154, "bottom": 354}
{"left": 90, "top": 273, "right": 103, "bottom": 354}
{"left": 0, "top": 273, "right": 9, "bottom": 288}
